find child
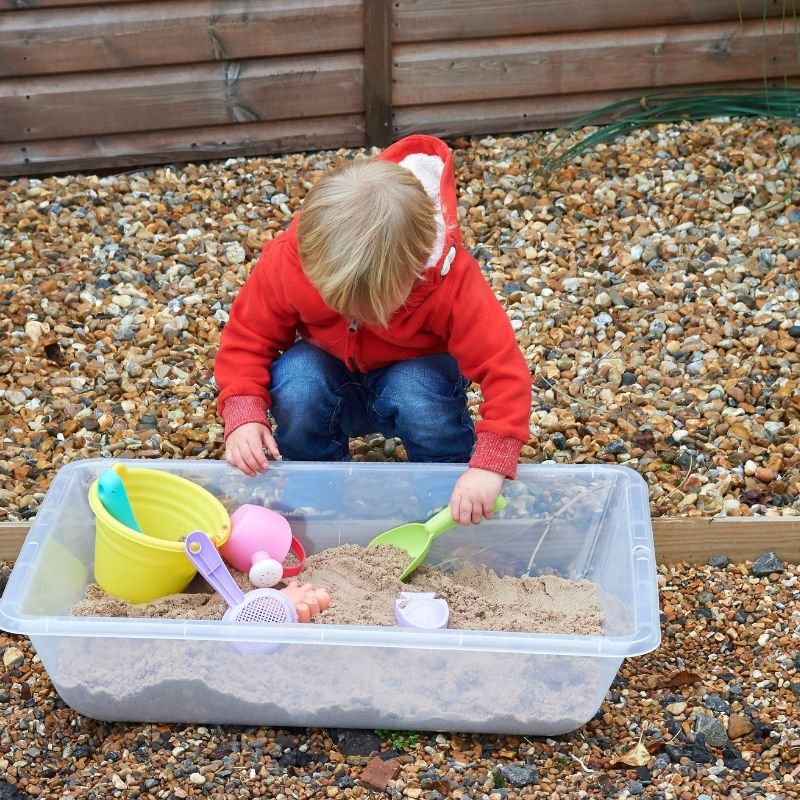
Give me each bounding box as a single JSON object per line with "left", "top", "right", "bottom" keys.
{"left": 214, "top": 134, "right": 532, "bottom": 525}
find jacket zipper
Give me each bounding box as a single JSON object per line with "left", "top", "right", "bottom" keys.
{"left": 348, "top": 319, "right": 361, "bottom": 372}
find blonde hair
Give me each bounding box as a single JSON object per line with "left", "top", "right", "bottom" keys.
{"left": 297, "top": 158, "right": 437, "bottom": 328}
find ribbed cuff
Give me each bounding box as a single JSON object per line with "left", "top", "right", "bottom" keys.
{"left": 221, "top": 395, "right": 270, "bottom": 441}
{"left": 469, "top": 431, "right": 523, "bottom": 479}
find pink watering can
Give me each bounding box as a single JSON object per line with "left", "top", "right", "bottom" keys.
{"left": 220, "top": 504, "right": 306, "bottom": 588}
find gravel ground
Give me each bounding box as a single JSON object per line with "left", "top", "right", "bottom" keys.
{"left": 1, "top": 555, "right": 798, "bottom": 799}
{"left": 1, "top": 119, "right": 800, "bottom": 797}
{"left": 0, "top": 118, "right": 799, "bottom": 522}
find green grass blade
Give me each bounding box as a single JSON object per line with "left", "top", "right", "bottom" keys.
{"left": 536, "top": 88, "right": 800, "bottom": 178}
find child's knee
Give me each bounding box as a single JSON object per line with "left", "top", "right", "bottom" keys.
{"left": 392, "top": 396, "right": 474, "bottom": 463}
{"left": 271, "top": 342, "right": 338, "bottom": 397}
{"left": 373, "top": 358, "right": 464, "bottom": 430}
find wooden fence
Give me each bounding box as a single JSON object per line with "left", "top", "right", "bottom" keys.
{"left": 0, "top": 0, "right": 798, "bottom": 176}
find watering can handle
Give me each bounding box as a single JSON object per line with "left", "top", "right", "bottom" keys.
{"left": 97, "top": 466, "right": 141, "bottom": 532}
{"left": 184, "top": 531, "right": 245, "bottom": 608}
{"left": 423, "top": 494, "right": 507, "bottom": 538}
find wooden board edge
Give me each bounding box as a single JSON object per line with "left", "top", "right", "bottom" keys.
{"left": 391, "top": 0, "right": 788, "bottom": 44}
{"left": 1, "top": 524, "right": 29, "bottom": 563}
{"left": 392, "top": 77, "right": 800, "bottom": 138}
{"left": 0, "top": 115, "right": 366, "bottom": 178}
{"left": 2, "top": 517, "right": 798, "bottom": 566}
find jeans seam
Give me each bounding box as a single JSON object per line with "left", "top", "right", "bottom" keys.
{"left": 327, "top": 395, "right": 348, "bottom": 460}
{"left": 329, "top": 379, "right": 367, "bottom": 458}
{"left": 371, "top": 399, "right": 392, "bottom": 424}
{"left": 460, "top": 408, "right": 476, "bottom": 449}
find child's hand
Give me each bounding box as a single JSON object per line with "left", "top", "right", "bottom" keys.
{"left": 449, "top": 467, "right": 505, "bottom": 525}
{"left": 224, "top": 422, "right": 280, "bottom": 476}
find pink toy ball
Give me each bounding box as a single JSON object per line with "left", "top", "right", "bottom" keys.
{"left": 221, "top": 504, "right": 294, "bottom": 587}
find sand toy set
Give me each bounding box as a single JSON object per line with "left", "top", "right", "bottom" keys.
{"left": 89, "top": 461, "right": 454, "bottom": 630}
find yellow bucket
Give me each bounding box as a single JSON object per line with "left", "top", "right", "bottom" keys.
{"left": 88, "top": 466, "right": 231, "bottom": 604}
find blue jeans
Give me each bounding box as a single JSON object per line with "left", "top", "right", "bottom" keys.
{"left": 270, "top": 341, "right": 475, "bottom": 463}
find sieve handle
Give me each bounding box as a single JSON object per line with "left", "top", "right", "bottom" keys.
{"left": 184, "top": 530, "right": 245, "bottom": 609}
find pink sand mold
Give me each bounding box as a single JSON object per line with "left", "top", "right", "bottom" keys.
{"left": 394, "top": 592, "right": 450, "bottom": 629}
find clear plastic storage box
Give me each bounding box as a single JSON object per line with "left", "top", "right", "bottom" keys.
{"left": 0, "top": 459, "right": 660, "bottom": 735}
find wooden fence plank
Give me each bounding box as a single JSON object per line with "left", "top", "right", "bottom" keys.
{"left": 0, "top": 0, "right": 133, "bottom": 7}
{"left": 0, "top": 0, "right": 362, "bottom": 78}
{"left": 0, "top": 53, "right": 363, "bottom": 142}
{"left": 363, "top": 0, "right": 392, "bottom": 146}
{"left": 0, "top": 114, "right": 365, "bottom": 177}
{"left": 0, "top": 524, "right": 28, "bottom": 563}
{"left": 392, "top": 0, "right": 788, "bottom": 43}
{"left": 3, "top": 517, "right": 799, "bottom": 565}
{"left": 393, "top": 78, "right": 800, "bottom": 139}
{"left": 393, "top": 18, "right": 800, "bottom": 106}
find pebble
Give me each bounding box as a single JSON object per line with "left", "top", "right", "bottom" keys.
{"left": 678, "top": 492, "right": 698, "bottom": 511}
{"left": 4, "top": 390, "right": 26, "bottom": 406}
{"left": 665, "top": 742, "right": 714, "bottom": 765}
{"left": 750, "top": 552, "right": 785, "bottom": 577}
{"left": 727, "top": 715, "right": 754, "bottom": 740}
{"left": 648, "top": 319, "right": 667, "bottom": 337}
{"left": 2, "top": 647, "right": 24, "bottom": 668}
{"left": 224, "top": 242, "right": 246, "bottom": 264}
{"left": 603, "top": 439, "right": 628, "bottom": 455}
{"left": 0, "top": 565, "right": 10, "bottom": 599}
{"left": 595, "top": 292, "right": 612, "bottom": 308}
{"left": 755, "top": 467, "right": 775, "bottom": 482}
{"left": 496, "top": 764, "right": 539, "bottom": 787}
{"left": 694, "top": 713, "right": 729, "bottom": 748}
{"left": 652, "top": 754, "right": 671, "bottom": 772}
{"left": 702, "top": 694, "right": 730, "bottom": 713}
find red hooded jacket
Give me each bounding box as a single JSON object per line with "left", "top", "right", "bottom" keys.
{"left": 214, "top": 134, "right": 532, "bottom": 478}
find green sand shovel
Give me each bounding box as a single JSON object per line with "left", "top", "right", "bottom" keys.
{"left": 368, "top": 494, "right": 507, "bottom": 580}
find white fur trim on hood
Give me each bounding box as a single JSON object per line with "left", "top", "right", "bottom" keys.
{"left": 398, "top": 152, "right": 447, "bottom": 268}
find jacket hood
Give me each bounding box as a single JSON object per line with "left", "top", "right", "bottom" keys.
{"left": 377, "top": 134, "right": 461, "bottom": 280}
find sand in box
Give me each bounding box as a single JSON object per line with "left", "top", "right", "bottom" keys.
{"left": 71, "top": 543, "right": 603, "bottom": 635}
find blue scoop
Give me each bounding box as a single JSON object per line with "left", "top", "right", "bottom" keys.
{"left": 97, "top": 465, "right": 141, "bottom": 532}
